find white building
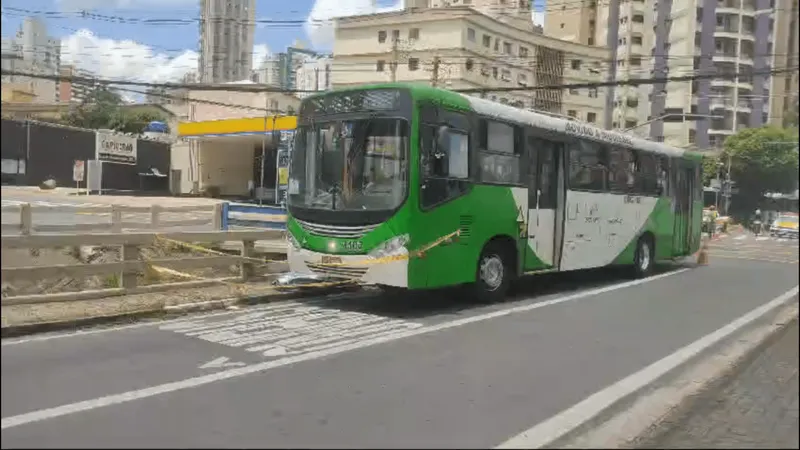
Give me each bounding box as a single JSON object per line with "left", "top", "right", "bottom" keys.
{"left": 546, "top": 0, "right": 799, "bottom": 149}
{"left": 251, "top": 57, "right": 282, "bottom": 86}
{"left": 295, "top": 56, "right": 332, "bottom": 98}
{"left": 334, "top": 5, "right": 610, "bottom": 122}
{"left": 0, "top": 17, "right": 61, "bottom": 103}
{"left": 198, "top": 0, "right": 256, "bottom": 83}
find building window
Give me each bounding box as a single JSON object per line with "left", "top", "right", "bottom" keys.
{"left": 500, "top": 69, "right": 511, "bottom": 81}
{"left": 567, "top": 109, "right": 577, "bottom": 118}
{"left": 560, "top": 23, "right": 565, "bottom": 28}
{"left": 519, "top": 46, "right": 529, "bottom": 57}
{"left": 632, "top": 36, "right": 643, "bottom": 45}
{"left": 482, "top": 34, "right": 491, "bottom": 47}
{"left": 392, "top": 29, "right": 400, "bottom": 41}
{"left": 494, "top": 39, "right": 500, "bottom": 51}
{"left": 492, "top": 67, "right": 498, "bottom": 78}
{"left": 408, "top": 58, "right": 419, "bottom": 71}
{"left": 588, "top": 87, "right": 598, "bottom": 98}
{"left": 409, "top": 28, "right": 420, "bottom": 40}
{"left": 625, "top": 120, "right": 637, "bottom": 128}
{"left": 503, "top": 42, "right": 512, "bottom": 54}
{"left": 588, "top": 37, "right": 594, "bottom": 45}
{"left": 571, "top": 59, "right": 581, "bottom": 70}
{"left": 466, "top": 59, "right": 474, "bottom": 71}
{"left": 587, "top": 112, "right": 597, "bottom": 123}
{"left": 632, "top": 14, "right": 644, "bottom": 23}
{"left": 377, "top": 60, "right": 385, "bottom": 71}
{"left": 569, "top": 88, "right": 580, "bottom": 95}
{"left": 378, "top": 31, "right": 387, "bottom": 43}
{"left": 630, "top": 57, "right": 642, "bottom": 66}
{"left": 467, "top": 28, "right": 476, "bottom": 42}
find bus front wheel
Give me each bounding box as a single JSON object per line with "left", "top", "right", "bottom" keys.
{"left": 471, "top": 241, "right": 513, "bottom": 303}
{"left": 632, "top": 235, "right": 655, "bottom": 278}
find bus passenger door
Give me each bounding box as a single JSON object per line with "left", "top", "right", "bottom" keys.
{"left": 672, "top": 163, "right": 691, "bottom": 255}
{"left": 527, "top": 142, "right": 562, "bottom": 270}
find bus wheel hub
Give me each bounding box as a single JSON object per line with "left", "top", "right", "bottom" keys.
{"left": 480, "top": 255, "right": 504, "bottom": 290}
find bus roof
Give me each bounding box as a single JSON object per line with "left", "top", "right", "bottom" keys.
{"left": 307, "top": 83, "right": 697, "bottom": 160}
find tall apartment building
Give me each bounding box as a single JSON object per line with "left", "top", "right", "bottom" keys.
{"left": 0, "top": 17, "right": 61, "bottom": 103}
{"left": 333, "top": 5, "right": 610, "bottom": 122}
{"left": 546, "top": 0, "right": 799, "bottom": 150}
{"left": 57, "top": 65, "right": 102, "bottom": 103}
{"left": 198, "top": 0, "right": 256, "bottom": 83}
{"left": 250, "top": 44, "right": 323, "bottom": 93}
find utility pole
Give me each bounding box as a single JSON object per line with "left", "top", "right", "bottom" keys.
{"left": 723, "top": 152, "right": 732, "bottom": 216}
{"left": 390, "top": 39, "right": 398, "bottom": 83}
{"left": 431, "top": 56, "right": 440, "bottom": 87}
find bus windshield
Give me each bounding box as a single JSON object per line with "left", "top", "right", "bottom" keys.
{"left": 288, "top": 118, "right": 409, "bottom": 212}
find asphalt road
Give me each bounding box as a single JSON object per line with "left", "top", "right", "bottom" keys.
{"left": 1, "top": 235, "right": 798, "bottom": 448}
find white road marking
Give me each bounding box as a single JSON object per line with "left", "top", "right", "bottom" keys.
{"left": 1, "top": 293, "right": 364, "bottom": 347}
{"left": 160, "top": 301, "right": 423, "bottom": 358}
{"left": 198, "top": 357, "right": 246, "bottom": 369}
{"left": 735, "top": 235, "right": 748, "bottom": 241}
{"left": 756, "top": 236, "right": 770, "bottom": 241}
{"left": 0, "top": 268, "right": 689, "bottom": 430}
{"left": 495, "top": 285, "right": 800, "bottom": 449}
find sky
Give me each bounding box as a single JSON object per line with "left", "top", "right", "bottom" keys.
{"left": 1, "top": 0, "right": 546, "bottom": 86}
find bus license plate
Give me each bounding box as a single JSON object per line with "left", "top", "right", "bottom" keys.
{"left": 321, "top": 256, "right": 342, "bottom": 265}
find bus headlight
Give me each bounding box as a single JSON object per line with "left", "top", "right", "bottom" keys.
{"left": 287, "top": 232, "right": 301, "bottom": 251}
{"left": 369, "top": 234, "right": 410, "bottom": 259}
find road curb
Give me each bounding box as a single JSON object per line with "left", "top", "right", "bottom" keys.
{"left": 551, "top": 301, "right": 799, "bottom": 449}
{"left": 0, "top": 286, "right": 363, "bottom": 339}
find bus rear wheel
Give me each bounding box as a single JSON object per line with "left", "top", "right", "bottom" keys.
{"left": 632, "top": 235, "right": 655, "bottom": 278}
{"left": 471, "top": 241, "right": 512, "bottom": 303}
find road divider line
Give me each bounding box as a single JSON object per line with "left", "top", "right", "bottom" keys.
{"left": 0, "top": 268, "right": 689, "bottom": 430}
{"left": 494, "top": 285, "right": 800, "bottom": 449}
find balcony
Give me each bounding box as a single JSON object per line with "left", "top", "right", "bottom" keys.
{"left": 714, "top": 26, "right": 743, "bottom": 40}
{"left": 711, "top": 78, "right": 737, "bottom": 88}
{"left": 712, "top": 52, "right": 739, "bottom": 64}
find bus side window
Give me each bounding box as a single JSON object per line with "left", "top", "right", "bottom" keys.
{"left": 420, "top": 110, "right": 471, "bottom": 209}
{"left": 568, "top": 139, "right": 608, "bottom": 192}
{"left": 657, "top": 156, "right": 670, "bottom": 196}
{"left": 638, "top": 153, "right": 660, "bottom": 196}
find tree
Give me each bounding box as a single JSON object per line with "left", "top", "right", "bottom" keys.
{"left": 60, "top": 88, "right": 166, "bottom": 133}
{"left": 701, "top": 154, "right": 721, "bottom": 187}
{"left": 721, "top": 126, "right": 799, "bottom": 218}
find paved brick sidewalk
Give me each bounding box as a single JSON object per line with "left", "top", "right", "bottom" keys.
{"left": 639, "top": 319, "right": 799, "bottom": 449}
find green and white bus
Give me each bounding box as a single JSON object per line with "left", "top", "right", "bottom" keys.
{"left": 286, "top": 84, "right": 703, "bottom": 301}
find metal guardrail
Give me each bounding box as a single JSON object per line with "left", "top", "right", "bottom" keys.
{"left": 1, "top": 229, "right": 288, "bottom": 306}
{"left": 222, "top": 202, "right": 287, "bottom": 231}
{"left": 0, "top": 203, "right": 224, "bottom": 235}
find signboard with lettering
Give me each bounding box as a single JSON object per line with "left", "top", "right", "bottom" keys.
{"left": 73, "top": 160, "right": 85, "bottom": 182}
{"left": 275, "top": 130, "right": 294, "bottom": 207}
{"left": 95, "top": 130, "right": 137, "bottom": 165}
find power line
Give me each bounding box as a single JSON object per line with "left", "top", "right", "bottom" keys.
{"left": 4, "top": 65, "right": 797, "bottom": 96}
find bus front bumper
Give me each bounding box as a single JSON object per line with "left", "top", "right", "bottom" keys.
{"left": 287, "top": 246, "right": 409, "bottom": 288}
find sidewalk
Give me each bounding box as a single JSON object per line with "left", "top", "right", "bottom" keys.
{"left": 638, "top": 319, "right": 799, "bottom": 449}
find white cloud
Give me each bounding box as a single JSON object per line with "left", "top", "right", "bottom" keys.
{"left": 306, "top": 0, "right": 404, "bottom": 49}
{"left": 252, "top": 44, "right": 272, "bottom": 70}
{"left": 61, "top": 29, "right": 270, "bottom": 84}
{"left": 61, "top": 29, "right": 198, "bottom": 84}
{"left": 532, "top": 11, "right": 544, "bottom": 27}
